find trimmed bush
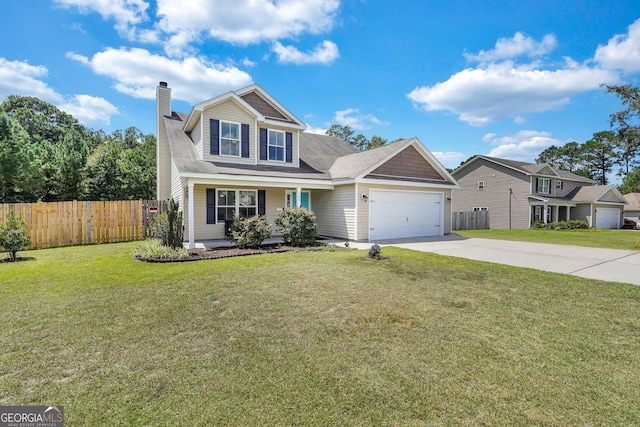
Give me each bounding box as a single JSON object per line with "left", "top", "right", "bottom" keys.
{"left": 368, "top": 244, "right": 382, "bottom": 260}
{"left": 0, "top": 210, "right": 31, "bottom": 261}
{"left": 231, "top": 215, "right": 272, "bottom": 249}
{"left": 275, "top": 207, "right": 317, "bottom": 247}
{"left": 531, "top": 220, "right": 589, "bottom": 230}
{"left": 133, "top": 239, "right": 189, "bottom": 260}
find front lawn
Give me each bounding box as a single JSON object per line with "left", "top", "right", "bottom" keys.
{"left": 456, "top": 228, "right": 640, "bottom": 250}
{"left": 1, "top": 243, "right": 639, "bottom": 425}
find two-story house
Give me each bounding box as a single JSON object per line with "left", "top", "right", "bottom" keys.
{"left": 156, "top": 82, "right": 459, "bottom": 248}
{"left": 451, "top": 156, "right": 626, "bottom": 229}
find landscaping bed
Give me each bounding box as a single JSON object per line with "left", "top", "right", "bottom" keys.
{"left": 135, "top": 243, "right": 330, "bottom": 262}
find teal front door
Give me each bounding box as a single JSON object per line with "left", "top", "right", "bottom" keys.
{"left": 290, "top": 191, "right": 310, "bottom": 210}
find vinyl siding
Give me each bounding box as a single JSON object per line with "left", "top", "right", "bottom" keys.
{"left": 191, "top": 116, "right": 203, "bottom": 158}
{"left": 257, "top": 126, "right": 300, "bottom": 168}
{"left": 368, "top": 145, "right": 444, "bottom": 180}
{"left": 358, "top": 183, "right": 452, "bottom": 240}
{"left": 572, "top": 204, "right": 593, "bottom": 227}
{"left": 203, "top": 100, "right": 256, "bottom": 165}
{"left": 453, "top": 160, "right": 531, "bottom": 229}
{"left": 313, "top": 185, "right": 356, "bottom": 240}
{"left": 156, "top": 88, "right": 172, "bottom": 200}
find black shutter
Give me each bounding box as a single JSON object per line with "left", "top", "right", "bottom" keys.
{"left": 206, "top": 188, "right": 216, "bottom": 224}
{"left": 535, "top": 178, "right": 539, "bottom": 192}
{"left": 260, "top": 128, "right": 267, "bottom": 160}
{"left": 285, "top": 132, "right": 293, "bottom": 163}
{"left": 210, "top": 119, "right": 219, "bottom": 155}
{"left": 241, "top": 124, "right": 249, "bottom": 158}
{"left": 258, "top": 190, "right": 266, "bottom": 216}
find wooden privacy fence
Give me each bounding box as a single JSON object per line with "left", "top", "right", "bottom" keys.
{"left": 452, "top": 210, "right": 490, "bottom": 230}
{"left": 0, "top": 200, "right": 147, "bottom": 250}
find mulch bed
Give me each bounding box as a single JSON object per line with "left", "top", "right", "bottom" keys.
{"left": 135, "top": 244, "right": 312, "bottom": 263}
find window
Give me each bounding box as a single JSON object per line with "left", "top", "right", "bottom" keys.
{"left": 217, "top": 189, "right": 257, "bottom": 222}
{"left": 268, "top": 130, "right": 285, "bottom": 161}
{"left": 556, "top": 180, "right": 563, "bottom": 190}
{"left": 537, "top": 178, "right": 550, "bottom": 194}
{"left": 534, "top": 206, "right": 542, "bottom": 221}
{"left": 220, "top": 121, "right": 240, "bottom": 156}
{"left": 478, "top": 180, "right": 485, "bottom": 190}
{"left": 473, "top": 207, "right": 488, "bottom": 211}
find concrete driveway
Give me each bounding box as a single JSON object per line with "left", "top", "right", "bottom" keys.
{"left": 359, "top": 235, "right": 640, "bottom": 286}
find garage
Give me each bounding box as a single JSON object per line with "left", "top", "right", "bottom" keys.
{"left": 595, "top": 207, "right": 620, "bottom": 229}
{"left": 369, "top": 189, "right": 443, "bottom": 240}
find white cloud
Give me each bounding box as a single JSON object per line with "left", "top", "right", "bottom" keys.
{"left": 432, "top": 151, "right": 469, "bottom": 169}
{"left": 68, "top": 48, "right": 252, "bottom": 103}
{"left": 483, "top": 130, "right": 563, "bottom": 161}
{"left": 155, "top": 0, "right": 339, "bottom": 53}
{"left": 333, "top": 108, "right": 389, "bottom": 130}
{"left": 0, "top": 58, "right": 117, "bottom": 126}
{"left": 54, "top": 0, "right": 149, "bottom": 38}
{"left": 465, "top": 32, "right": 557, "bottom": 64}
{"left": 303, "top": 126, "right": 328, "bottom": 135}
{"left": 408, "top": 60, "right": 618, "bottom": 126}
{"left": 58, "top": 95, "right": 119, "bottom": 126}
{"left": 595, "top": 18, "right": 640, "bottom": 74}
{"left": 273, "top": 40, "right": 339, "bottom": 65}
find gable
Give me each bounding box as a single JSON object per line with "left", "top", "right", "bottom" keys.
{"left": 598, "top": 188, "right": 625, "bottom": 203}
{"left": 366, "top": 145, "right": 445, "bottom": 181}
{"left": 535, "top": 165, "right": 556, "bottom": 176}
{"left": 241, "top": 92, "right": 290, "bottom": 122}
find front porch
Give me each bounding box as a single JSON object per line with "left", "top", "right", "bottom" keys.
{"left": 529, "top": 196, "right": 576, "bottom": 225}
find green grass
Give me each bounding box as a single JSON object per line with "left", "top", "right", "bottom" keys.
{"left": 1, "top": 242, "right": 640, "bottom": 425}
{"left": 456, "top": 228, "right": 640, "bottom": 250}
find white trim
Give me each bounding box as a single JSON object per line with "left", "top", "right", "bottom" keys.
{"left": 188, "top": 181, "right": 195, "bottom": 249}
{"left": 216, "top": 188, "right": 258, "bottom": 223}
{"left": 181, "top": 174, "right": 334, "bottom": 189}
{"left": 219, "top": 120, "right": 242, "bottom": 158}
{"left": 356, "top": 177, "right": 458, "bottom": 189}
{"left": 267, "top": 129, "right": 286, "bottom": 162}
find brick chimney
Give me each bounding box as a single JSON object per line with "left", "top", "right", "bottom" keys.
{"left": 156, "top": 81, "right": 171, "bottom": 200}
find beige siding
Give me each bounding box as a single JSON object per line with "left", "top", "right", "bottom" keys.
{"left": 313, "top": 185, "right": 357, "bottom": 240}
{"left": 191, "top": 116, "right": 203, "bottom": 158}
{"left": 453, "top": 160, "right": 531, "bottom": 229}
{"left": 600, "top": 189, "right": 623, "bottom": 203}
{"left": 156, "top": 87, "right": 172, "bottom": 200}
{"left": 358, "top": 183, "right": 452, "bottom": 240}
{"left": 257, "top": 127, "right": 300, "bottom": 168}
{"left": 553, "top": 179, "right": 583, "bottom": 198}
{"left": 203, "top": 100, "right": 256, "bottom": 165}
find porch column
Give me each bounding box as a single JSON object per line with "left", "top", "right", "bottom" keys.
{"left": 566, "top": 207, "right": 571, "bottom": 221}
{"left": 555, "top": 205, "right": 560, "bottom": 223}
{"left": 296, "top": 187, "right": 302, "bottom": 208}
{"left": 188, "top": 181, "right": 195, "bottom": 250}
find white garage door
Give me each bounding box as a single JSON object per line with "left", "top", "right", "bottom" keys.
{"left": 369, "top": 189, "right": 442, "bottom": 240}
{"left": 596, "top": 208, "right": 620, "bottom": 229}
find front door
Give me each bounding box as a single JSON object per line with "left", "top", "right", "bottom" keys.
{"left": 286, "top": 191, "right": 310, "bottom": 210}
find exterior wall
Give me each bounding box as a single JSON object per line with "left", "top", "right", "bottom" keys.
{"left": 156, "top": 86, "right": 172, "bottom": 200}
{"left": 185, "top": 185, "right": 289, "bottom": 241}
{"left": 369, "top": 146, "right": 443, "bottom": 180}
{"left": 572, "top": 204, "right": 593, "bottom": 227}
{"left": 358, "top": 183, "right": 452, "bottom": 240}
{"left": 313, "top": 185, "right": 356, "bottom": 240}
{"left": 453, "top": 160, "right": 531, "bottom": 229}
{"left": 191, "top": 116, "right": 203, "bottom": 158}
{"left": 203, "top": 100, "right": 256, "bottom": 165}
{"left": 256, "top": 126, "right": 300, "bottom": 168}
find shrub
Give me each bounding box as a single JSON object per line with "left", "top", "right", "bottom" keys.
{"left": 531, "top": 220, "right": 589, "bottom": 230}
{"left": 368, "top": 244, "right": 383, "bottom": 260}
{"left": 0, "top": 210, "right": 31, "bottom": 261}
{"left": 148, "top": 199, "right": 184, "bottom": 249}
{"left": 133, "top": 239, "right": 189, "bottom": 260}
{"left": 231, "top": 215, "right": 272, "bottom": 249}
{"left": 275, "top": 207, "right": 317, "bottom": 247}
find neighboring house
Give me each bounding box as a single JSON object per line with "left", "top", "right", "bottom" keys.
{"left": 451, "top": 155, "right": 627, "bottom": 229}
{"left": 156, "top": 82, "right": 459, "bottom": 248}
{"left": 623, "top": 193, "right": 640, "bottom": 220}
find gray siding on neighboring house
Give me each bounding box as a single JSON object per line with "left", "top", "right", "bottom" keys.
{"left": 572, "top": 204, "right": 593, "bottom": 227}
{"left": 453, "top": 160, "right": 530, "bottom": 229}
{"left": 313, "top": 185, "right": 356, "bottom": 240}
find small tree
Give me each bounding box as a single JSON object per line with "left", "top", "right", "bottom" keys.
{"left": 148, "top": 199, "right": 183, "bottom": 249}
{"left": 275, "top": 207, "right": 316, "bottom": 246}
{"left": 231, "top": 215, "right": 272, "bottom": 249}
{"left": 0, "top": 210, "right": 31, "bottom": 261}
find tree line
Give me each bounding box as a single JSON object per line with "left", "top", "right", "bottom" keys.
{"left": 0, "top": 96, "right": 155, "bottom": 203}
{"left": 535, "top": 84, "right": 640, "bottom": 193}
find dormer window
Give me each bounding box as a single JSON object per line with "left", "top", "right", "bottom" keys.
{"left": 220, "top": 121, "right": 240, "bottom": 157}
{"left": 268, "top": 130, "right": 285, "bottom": 161}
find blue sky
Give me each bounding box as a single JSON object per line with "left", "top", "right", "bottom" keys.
{"left": 1, "top": 0, "right": 640, "bottom": 169}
